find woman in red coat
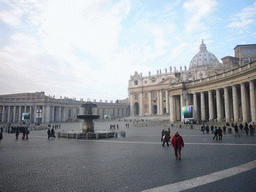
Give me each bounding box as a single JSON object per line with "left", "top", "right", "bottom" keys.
{"left": 171, "top": 131, "right": 184, "bottom": 161}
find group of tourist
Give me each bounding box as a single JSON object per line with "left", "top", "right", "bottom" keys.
{"left": 161, "top": 128, "right": 184, "bottom": 161}
{"left": 200, "top": 122, "right": 255, "bottom": 139}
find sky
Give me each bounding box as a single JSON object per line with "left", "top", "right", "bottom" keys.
{"left": 0, "top": 0, "right": 255, "bottom": 101}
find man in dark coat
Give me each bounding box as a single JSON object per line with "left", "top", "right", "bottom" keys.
{"left": 171, "top": 131, "right": 184, "bottom": 161}
{"left": 239, "top": 123, "right": 243, "bottom": 135}
{"left": 47, "top": 128, "right": 51, "bottom": 139}
{"left": 51, "top": 127, "right": 55, "bottom": 138}
{"left": 244, "top": 122, "right": 249, "bottom": 136}
{"left": 218, "top": 127, "right": 223, "bottom": 140}
{"left": 234, "top": 124, "right": 240, "bottom": 137}
{"left": 162, "top": 131, "right": 169, "bottom": 147}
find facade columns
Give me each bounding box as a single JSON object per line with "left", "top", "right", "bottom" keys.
{"left": 166, "top": 91, "right": 169, "bottom": 114}
{"left": 232, "top": 85, "right": 239, "bottom": 122}
{"left": 34, "top": 106, "right": 37, "bottom": 123}
{"left": 13, "top": 106, "right": 16, "bottom": 122}
{"left": 216, "top": 89, "right": 223, "bottom": 122}
{"left": 208, "top": 91, "right": 214, "bottom": 121}
{"left": 249, "top": 81, "right": 256, "bottom": 122}
{"left": 52, "top": 106, "right": 55, "bottom": 122}
{"left": 59, "top": 106, "right": 62, "bottom": 122}
{"left": 7, "top": 106, "right": 11, "bottom": 122}
{"left": 19, "top": 106, "right": 22, "bottom": 122}
{"left": 130, "top": 94, "right": 134, "bottom": 117}
{"left": 139, "top": 93, "right": 144, "bottom": 116}
{"left": 180, "top": 94, "right": 184, "bottom": 120}
{"left": 148, "top": 92, "right": 152, "bottom": 115}
{"left": 200, "top": 92, "right": 205, "bottom": 121}
{"left": 224, "top": 87, "right": 230, "bottom": 122}
{"left": 159, "top": 90, "right": 163, "bottom": 115}
{"left": 193, "top": 93, "right": 198, "bottom": 121}
{"left": 169, "top": 96, "right": 175, "bottom": 122}
{"left": 2, "top": 106, "right": 5, "bottom": 122}
{"left": 42, "top": 106, "right": 45, "bottom": 123}
{"left": 241, "top": 83, "right": 249, "bottom": 122}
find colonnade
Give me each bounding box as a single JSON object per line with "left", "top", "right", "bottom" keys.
{"left": 170, "top": 80, "right": 256, "bottom": 123}
{"left": 0, "top": 104, "right": 79, "bottom": 124}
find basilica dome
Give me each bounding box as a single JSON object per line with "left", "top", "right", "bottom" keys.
{"left": 189, "top": 40, "right": 219, "bottom": 70}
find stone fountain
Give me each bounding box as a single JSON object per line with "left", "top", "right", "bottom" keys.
{"left": 77, "top": 102, "right": 100, "bottom": 133}
{"left": 60, "top": 102, "right": 117, "bottom": 139}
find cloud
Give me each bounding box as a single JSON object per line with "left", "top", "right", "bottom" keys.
{"left": 228, "top": 2, "right": 256, "bottom": 29}
{"left": 183, "top": 0, "right": 218, "bottom": 33}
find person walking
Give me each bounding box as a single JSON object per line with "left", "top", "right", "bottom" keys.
{"left": 234, "top": 124, "right": 240, "bottom": 137}
{"left": 162, "top": 131, "right": 169, "bottom": 147}
{"left": 206, "top": 125, "right": 209, "bottom": 134}
{"left": 223, "top": 125, "right": 226, "bottom": 135}
{"left": 167, "top": 128, "right": 172, "bottom": 141}
{"left": 201, "top": 125, "right": 205, "bottom": 134}
{"left": 161, "top": 129, "right": 165, "bottom": 142}
{"left": 171, "top": 131, "right": 184, "bottom": 161}
{"left": 239, "top": 123, "right": 243, "bottom": 135}
{"left": 211, "top": 125, "right": 214, "bottom": 133}
{"left": 25, "top": 128, "right": 30, "bottom": 140}
{"left": 51, "top": 127, "right": 55, "bottom": 138}
{"left": 249, "top": 124, "right": 254, "bottom": 136}
{"left": 47, "top": 128, "right": 51, "bottom": 139}
{"left": 218, "top": 127, "right": 223, "bottom": 140}
{"left": 213, "top": 127, "right": 218, "bottom": 140}
{"left": 244, "top": 122, "right": 249, "bottom": 136}
{"left": 15, "top": 128, "right": 19, "bottom": 139}
{"left": 0, "top": 131, "right": 2, "bottom": 143}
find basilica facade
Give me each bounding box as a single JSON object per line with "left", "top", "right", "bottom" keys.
{"left": 128, "top": 41, "right": 256, "bottom": 123}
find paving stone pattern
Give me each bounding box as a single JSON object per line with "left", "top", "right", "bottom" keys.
{"left": 0, "top": 122, "right": 256, "bottom": 192}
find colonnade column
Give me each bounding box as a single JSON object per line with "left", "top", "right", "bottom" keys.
{"left": 13, "top": 106, "right": 16, "bottom": 122}
{"left": 169, "top": 96, "right": 175, "bottom": 122}
{"left": 59, "top": 106, "right": 62, "bottom": 122}
{"left": 30, "top": 106, "right": 32, "bottom": 123}
{"left": 232, "top": 85, "right": 239, "bottom": 122}
{"left": 130, "top": 94, "right": 134, "bottom": 117}
{"left": 193, "top": 93, "right": 198, "bottom": 121}
{"left": 7, "top": 106, "right": 11, "bottom": 122}
{"left": 224, "top": 87, "right": 230, "bottom": 122}
{"left": 42, "top": 106, "right": 45, "bottom": 123}
{"left": 34, "top": 106, "right": 37, "bottom": 123}
{"left": 166, "top": 91, "right": 169, "bottom": 114}
{"left": 216, "top": 89, "right": 223, "bottom": 122}
{"left": 148, "top": 92, "right": 152, "bottom": 115}
{"left": 139, "top": 93, "right": 144, "bottom": 116}
{"left": 159, "top": 90, "right": 163, "bottom": 115}
{"left": 51, "top": 106, "right": 55, "bottom": 122}
{"left": 180, "top": 94, "right": 184, "bottom": 121}
{"left": 249, "top": 81, "right": 256, "bottom": 122}
{"left": 241, "top": 83, "right": 249, "bottom": 122}
{"left": 2, "top": 106, "right": 5, "bottom": 122}
{"left": 208, "top": 91, "right": 214, "bottom": 121}
{"left": 19, "top": 106, "right": 22, "bottom": 122}
{"left": 200, "top": 92, "right": 205, "bottom": 121}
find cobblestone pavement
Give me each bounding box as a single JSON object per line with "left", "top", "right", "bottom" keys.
{"left": 0, "top": 121, "right": 256, "bottom": 192}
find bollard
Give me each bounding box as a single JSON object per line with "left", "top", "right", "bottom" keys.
{"left": 191, "top": 125, "right": 193, "bottom": 129}
{"left": 86, "top": 134, "right": 89, "bottom": 140}
{"left": 179, "top": 125, "right": 182, "bottom": 128}
{"left": 96, "top": 133, "right": 99, "bottom": 140}
{"left": 76, "top": 133, "right": 79, "bottom": 139}
{"left": 106, "top": 133, "right": 109, "bottom": 139}
{"left": 67, "top": 133, "right": 69, "bottom": 139}
{"left": 58, "top": 132, "right": 61, "bottom": 138}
